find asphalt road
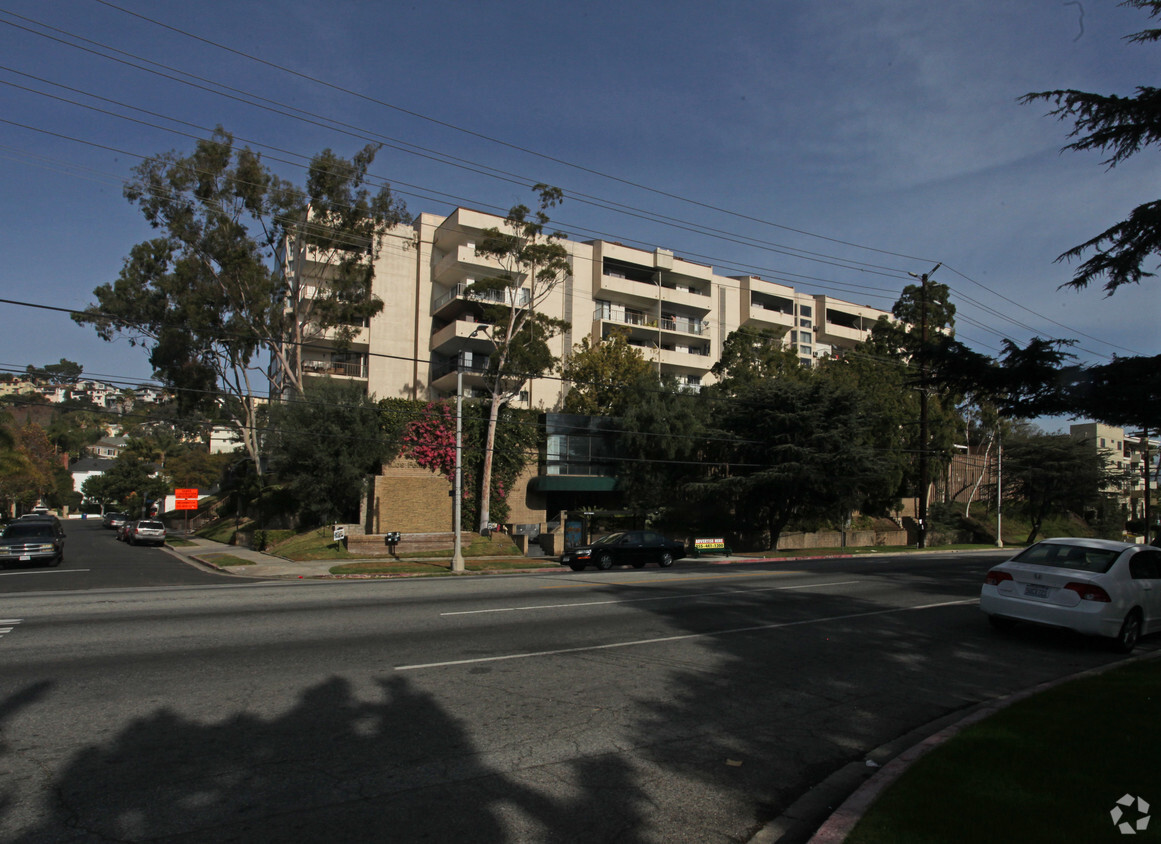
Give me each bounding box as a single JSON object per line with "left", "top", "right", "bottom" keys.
{"left": 0, "top": 519, "right": 252, "bottom": 592}
{"left": 1, "top": 537, "right": 1153, "bottom": 842}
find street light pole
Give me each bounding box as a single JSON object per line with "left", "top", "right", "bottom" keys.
{"left": 451, "top": 365, "right": 465, "bottom": 572}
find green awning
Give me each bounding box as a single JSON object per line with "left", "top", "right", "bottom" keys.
{"left": 528, "top": 476, "right": 618, "bottom": 493}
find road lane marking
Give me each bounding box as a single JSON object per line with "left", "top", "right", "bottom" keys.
{"left": 441, "top": 581, "right": 860, "bottom": 616}
{"left": 398, "top": 598, "right": 978, "bottom": 670}
{"left": 0, "top": 619, "right": 21, "bottom": 638}
{"left": 0, "top": 569, "right": 90, "bottom": 576}
{"left": 543, "top": 571, "right": 806, "bottom": 589}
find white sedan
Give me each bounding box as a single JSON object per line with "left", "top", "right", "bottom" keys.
{"left": 980, "top": 537, "right": 1161, "bottom": 653}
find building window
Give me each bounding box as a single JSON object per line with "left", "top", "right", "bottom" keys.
{"left": 799, "top": 318, "right": 812, "bottom": 328}
{"left": 799, "top": 305, "right": 812, "bottom": 318}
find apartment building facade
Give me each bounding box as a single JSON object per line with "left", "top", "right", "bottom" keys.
{"left": 1071, "top": 422, "right": 1159, "bottom": 524}
{"left": 288, "top": 206, "right": 892, "bottom": 409}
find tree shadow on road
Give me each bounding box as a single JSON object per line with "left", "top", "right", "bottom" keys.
{"left": 6, "top": 674, "right": 647, "bottom": 842}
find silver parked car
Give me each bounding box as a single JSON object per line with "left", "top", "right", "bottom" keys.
{"left": 130, "top": 520, "right": 167, "bottom": 546}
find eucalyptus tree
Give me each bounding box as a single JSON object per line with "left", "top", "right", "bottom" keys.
{"left": 73, "top": 128, "right": 409, "bottom": 476}
{"left": 470, "top": 186, "right": 570, "bottom": 531}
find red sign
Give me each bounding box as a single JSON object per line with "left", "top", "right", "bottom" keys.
{"left": 174, "top": 488, "right": 199, "bottom": 511}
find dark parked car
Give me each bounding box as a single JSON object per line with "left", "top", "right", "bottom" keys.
{"left": 561, "top": 530, "right": 686, "bottom": 571}
{"left": 103, "top": 512, "right": 130, "bottom": 530}
{"left": 0, "top": 519, "right": 66, "bottom": 567}
{"left": 117, "top": 521, "right": 138, "bottom": 542}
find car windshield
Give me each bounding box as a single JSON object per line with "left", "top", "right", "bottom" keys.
{"left": 592, "top": 533, "right": 627, "bottom": 545}
{"left": 1011, "top": 542, "right": 1120, "bottom": 574}
{"left": 2, "top": 524, "right": 55, "bottom": 539}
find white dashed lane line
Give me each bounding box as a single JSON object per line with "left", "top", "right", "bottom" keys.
{"left": 0, "top": 618, "right": 23, "bottom": 638}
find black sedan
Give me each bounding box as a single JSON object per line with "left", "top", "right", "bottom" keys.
{"left": 561, "top": 530, "right": 685, "bottom": 571}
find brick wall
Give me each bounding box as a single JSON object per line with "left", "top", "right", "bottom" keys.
{"left": 368, "top": 458, "right": 452, "bottom": 534}
{"left": 505, "top": 461, "right": 547, "bottom": 526}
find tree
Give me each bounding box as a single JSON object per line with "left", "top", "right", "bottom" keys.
{"left": 614, "top": 374, "right": 709, "bottom": 524}
{"left": 266, "top": 380, "right": 386, "bottom": 527}
{"left": 560, "top": 329, "right": 654, "bottom": 415}
{"left": 471, "top": 186, "right": 571, "bottom": 531}
{"left": 163, "top": 449, "right": 230, "bottom": 491}
{"left": 1004, "top": 432, "right": 1120, "bottom": 544}
{"left": 124, "top": 428, "right": 185, "bottom": 469}
{"left": 710, "top": 327, "right": 805, "bottom": 394}
{"left": 74, "top": 128, "right": 409, "bottom": 475}
{"left": 276, "top": 146, "right": 411, "bottom": 396}
{"left": 697, "top": 377, "right": 887, "bottom": 549}
{"left": 820, "top": 283, "right": 965, "bottom": 519}
{"left": 25, "top": 358, "right": 83, "bottom": 385}
{"left": 80, "top": 454, "right": 168, "bottom": 517}
{"left": 46, "top": 410, "right": 105, "bottom": 461}
{"left": 1021, "top": 0, "right": 1161, "bottom": 294}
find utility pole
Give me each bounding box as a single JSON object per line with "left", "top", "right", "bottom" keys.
{"left": 1142, "top": 429, "right": 1152, "bottom": 546}
{"left": 908, "top": 263, "right": 941, "bottom": 549}
{"left": 995, "top": 429, "right": 1003, "bottom": 548}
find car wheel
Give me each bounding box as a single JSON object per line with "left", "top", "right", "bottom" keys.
{"left": 568, "top": 562, "right": 586, "bottom": 571}
{"left": 1114, "top": 610, "right": 1143, "bottom": 654}
{"left": 658, "top": 551, "right": 674, "bottom": 568}
{"left": 595, "top": 552, "right": 614, "bottom": 570}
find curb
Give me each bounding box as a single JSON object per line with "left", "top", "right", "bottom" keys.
{"left": 752, "top": 648, "right": 1161, "bottom": 843}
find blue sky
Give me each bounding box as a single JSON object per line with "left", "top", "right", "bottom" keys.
{"left": 1, "top": 1, "right": 1157, "bottom": 428}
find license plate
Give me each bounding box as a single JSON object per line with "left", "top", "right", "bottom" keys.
{"left": 19, "top": 555, "right": 31, "bottom": 561}
{"left": 1024, "top": 584, "right": 1050, "bottom": 599}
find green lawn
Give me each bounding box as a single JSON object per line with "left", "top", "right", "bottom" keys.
{"left": 204, "top": 554, "right": 256, "bottom": 567}
{"left": 846, "top": 657, "right": 1161, "bottom": 842}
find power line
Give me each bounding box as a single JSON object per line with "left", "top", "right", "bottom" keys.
{"left": 0, "top": 11, "right": 1137, "bottom": 359}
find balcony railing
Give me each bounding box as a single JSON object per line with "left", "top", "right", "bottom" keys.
{"left": 303, "top": 359, "right": 367, "bottom": 378}
{"left": 595, "top": 306, "right": 706, "bottom": 336}
{"left": 433, "top": 283, "right": 531, "bottom": 312}
{"left": 431, "top": 354, "right": 492, "bottom": 381}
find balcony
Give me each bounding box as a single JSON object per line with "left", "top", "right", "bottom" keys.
{"left": 595, "top": 272, "right": 711, "bottom": 311}
{"left": 743, "top": 299, "right": 795, "bottom": 333}
{"left": 430, "top": 352, "right": 492, "bottom": 394}
{"left": 432, "top": 282, "right": 531, "bottom": 318}
{"left": 594, "top": 305, "right": 707, "bottom": 337}
{"left": 429, "top": 319, "right": 495, "bottom": 354}
{"left": 302, "top": 357, "right": 367, "bottom": 379}
{"left": 432, "top": 243, "right": 506, "bottom": 285}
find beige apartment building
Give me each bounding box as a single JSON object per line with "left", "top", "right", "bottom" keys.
{"left": 1071, "top": 422, "right": 1159, "bottom": 524}
{"left": 289, "top": 205, "right": 891, "bottom": 408}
